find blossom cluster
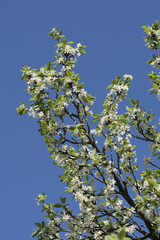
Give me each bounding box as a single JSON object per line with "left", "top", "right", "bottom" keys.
{"left": 17, "top": 22, "right": 160, "bottom": 240}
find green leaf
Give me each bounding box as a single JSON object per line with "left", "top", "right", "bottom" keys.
{"left": 127, "top": 176, "right": 133, "bottom": 182}
{"left": 67, "top": 41, "right": 73, "bottom": 44}
{"left": 79, "top": 49, "right": 86, "bottom": 54}
{"left": 57, "top": 42, "right": 64, "bottom": 48}
{"left": 54, "top": 203, "right": 63, "bottom": 208}
{"left": 66, "top": 69, "right": 73, "bottom": 77}
{"left": 135, "top": 98, "right": 139, "bottom": 106}
{"left": 59, "top": 29, "right": 62, "bottom": 35}
{"left": 86, "top": 175, "right": 89, "bottom": 181}
{"left": 153, "top": 83, "right": 159, "bottom": 90}
{"left": 136, "top": 195, "right": 144, "bottom": 203}
{"left": 45, "top": 62, "right": 52, "bottom": 70}
{"left": 60, "top": 197, "right": 66, "bottom": 204}
{"left": 105, "top": 234, "right": 118, "bottom": 240}
{"left": 130, "top": 98, "right": 135, "bottom": 106}
{"left": 61, "top": 39, "right": 66, "bottom": 44}
{"left": 32, "top": 229, "right": 40, "bottom": 237}
{"left": 147, "top": 178, "right": 157, "bottom": 187}
{"left": 29, "top": 98, "right": 35, "bottom": 102}
{"left": 118, "top": 229, "right": 126, "bottom": 240}
{"left": 35, "top": 193, "right": 47, "bottom": 202}
{"left": 73, "top": 128, "right": 79, "bottom": 137}
{"left": 146, "top": 168, "right": 151, "bottom": 175}
{"left": 35, "top": 222, "right": 42, "bottom": 228}
{"left": 16, "top": 102, "right": 27, "bottom": 115}
{"left": 42, "top": 221, "right": 45, "bottom": 228}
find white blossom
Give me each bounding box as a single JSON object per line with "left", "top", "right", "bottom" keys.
{"left": 143, "top": 156, "right": 152, "bottom": 166}
{"left": 125, "top": 225, "right": 136, "bottom": 233}
{"left": 64, "top": 45, "right": 76, "bottom": 55}
{"left": 123, "top": 74, "right": 133, "bottom": 80}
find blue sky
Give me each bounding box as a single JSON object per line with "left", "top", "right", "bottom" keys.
{"left": 1, "top": 1, "right": 160, "bottom": 239}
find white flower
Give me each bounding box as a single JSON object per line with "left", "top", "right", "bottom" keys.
{"left": 49, "top": 69, "right": 56, "bottom": 76}
{"left": 123, "top": 74, "right": 133, "bottom": 80}
{"left": 90, "top": 129, "right": 97, "bottom": 135}
{"left": 28, "top": 107, "right": 38, "bottom": 118}
{"left": 110, "top": 84, "right": 129, "bottom": 94}
{"left": 64, "top": 45, "right": 76, "bottom": 55}
{"left": 63, "top": 215, "right": 70, "bottom": 221}
{"left": 117, "top": 135, "right": 123, "bottom": 143}
{"left": 143, "top": 156, "right": 152, "bottom": 166}
{"left": 52, "top": 27, "right": 57, "bottom": 32}
{"left": 29, "top": 76, "right": 41, "bottom": 85}
{"left": 66, "top": 90, "right": 72, "bottom": 96}
{"left": 61, "top": 65, "right": 72, "bottom": 72}
{"left": 38, "top": 111, "right": 44, "bottom": 118}
{"left": 57, "top": 57, "right": 64, "bottom": 64}
{"left": 94, "top": 231, "right": 103, "bottom": 238}
{"left": 125, "top": 225, "right": 136, "bottom": 233}
{"left": 77, "top": 43, "right": 81, "bottom": 48}
{"left": 64, "top": 77, "right": 72, "bottom": 85}
{"left": 156, "top": 29, "right": 160, "bottom": 39}
{"left": 157, "top": 89, "right": 160, "bottom": 100}
{"left": 45, "top": 76, "right": 52, "bottom": 86}
{"left": 143, "top": 180, "right": 149, "bottom": 188}
{"left": 150, "top": 61, "right": 155, "bottom": 66}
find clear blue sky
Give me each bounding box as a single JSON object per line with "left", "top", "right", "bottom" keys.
{"left": 1, "top": 1, "right": 160, "bottom": 239}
